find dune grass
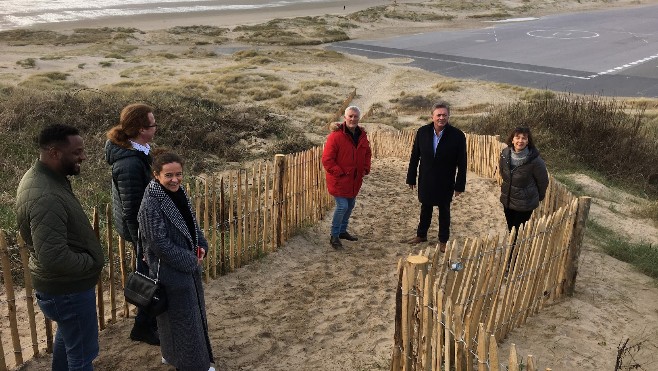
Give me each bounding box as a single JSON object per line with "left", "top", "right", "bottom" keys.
{"left": 0, "top": 87, "right": 313, "bottom": 230}
{"left": 0, "top": 27, "right": 141, "bottom": 46}
{"left": 588, "top": 220, "right": 658, "bottom": 280}
{"left": 234, "top": 17, "right": 349, "bottom": 45}
{"left": 468, "top": 94, "right": 658, "bottom": 197}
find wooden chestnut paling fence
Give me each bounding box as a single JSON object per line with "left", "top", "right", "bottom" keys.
{"left": 0, "top": 147, "right": 333, "bottom": 371}
{"left": 380, "top": 133, "right": 592, "bottom": 371}
{"left": 0, "top": 133, "right": 588, "bottom": 371}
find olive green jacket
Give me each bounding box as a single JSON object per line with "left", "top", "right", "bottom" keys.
{"left": 16, "top": 161, "right": 104, "bottom": 295}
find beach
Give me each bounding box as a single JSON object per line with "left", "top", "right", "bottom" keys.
{"left": 4, "top": 0, "right": 411, "bottom": 32}
{"left": 3, "top": 0, "right": 658, "bottom": 370}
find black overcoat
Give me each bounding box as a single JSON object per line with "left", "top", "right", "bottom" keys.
{"left": 406, "top": 123, "right": 467, "bottom": 205}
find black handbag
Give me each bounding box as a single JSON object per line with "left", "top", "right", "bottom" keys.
{"left": 124, "top": 258, "right": 167, "bottom": 317}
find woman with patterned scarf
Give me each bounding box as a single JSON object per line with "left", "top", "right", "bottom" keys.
{"left": 138, "top": 151, "right": 215, "bottom": 371}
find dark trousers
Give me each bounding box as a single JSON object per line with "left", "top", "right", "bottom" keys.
{"left": 504, "top": 208, "right": 534, "bottom": 270}
{"left": 504, "top": 208, "right": 534, "bottom": 233}
{"left": 416, "top": 202, "right": 451, "bottom": 243}
{"left": 133, "top": 243, "right": 157, "bottom": 329}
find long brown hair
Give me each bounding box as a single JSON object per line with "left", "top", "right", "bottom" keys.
{"left": 106, "top": 103, "right": 153, "bottom": 148}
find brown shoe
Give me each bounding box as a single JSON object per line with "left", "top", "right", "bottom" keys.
{"left": 438, "top": 242, "right": 447, "bottom": 253}
{"left": 408, "top": 236, "right": 428, "bottom": 245}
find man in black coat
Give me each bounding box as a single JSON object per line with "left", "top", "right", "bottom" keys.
{"left": 406, "top": 102, "right": 467, "bottom": 252}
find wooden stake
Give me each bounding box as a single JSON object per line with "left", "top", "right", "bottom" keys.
{"left": 564, "top": 196, "right": 592, "bottom": 295}
{"left": 204, "top": 176, "right": 210, "bottom": 282}
{"left": 508, "top": 343, "right": 519, "bottom": 371}
{"left": 117, "top": 237, "right": 129, "bottom": 317}
{"left": 93, "top": 208, "right": 105, "bottom": 330}
{"left": 274, "top": 154, "right": 286, "bottom": 248}
{"left": 17, "top": 236, "right": 39, "bottom": 357}
{"left": 105, "top": 205, "right": 116, "bottom": 323}
{"left": 0, "top": 230, "right": 24, "bottom": 366}
{"left": 211, "top": 175, "right": 218, "bottom": 279}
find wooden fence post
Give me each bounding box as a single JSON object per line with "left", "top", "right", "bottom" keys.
{"left": 93, "top": 208, "right": 105, "bottom": 331}
{"left": 564, "top": 196, "right": 592, "bottom": 296}
{"left": 17, "top": 235, "right": 39, "bottom": 358}
{"left": 212, "top": 175, "right": 218, "bottom": 279}
{"left": 117, "top": 237, "right": 129, "bottom": 317}
{"left": 0, "top": 326, "right": 5, "bottom": 371}
{"left": 105, "top": 205, "right": 116, "bottom": 324}
{"left": 204, "top": 176, "right": 210, "bottom": 282}
{"left": 391, "top": 259, "right": 404, "bottom": 371}
{"left": 489, "top": 334, "right": 499, "bottom": 371}
{"left": 0, "top": 230, "right": 24, "bottom": 366}
{"left": 274, "top": 154, "right": 286, "bottom": 248}
{"left": 402, "top": 255, "right": 428, "bottom": 370}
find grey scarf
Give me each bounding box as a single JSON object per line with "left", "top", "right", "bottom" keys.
{"left": 510, "top": 147, "right": 530, "bottom": 169}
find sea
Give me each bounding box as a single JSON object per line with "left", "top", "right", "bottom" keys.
{"left": 0, "top": 0, "right": 332, "bottom": 31}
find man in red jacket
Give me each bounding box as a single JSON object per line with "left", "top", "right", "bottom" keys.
{"left": 322, "top": 106, "right": 372, "bottom": 249}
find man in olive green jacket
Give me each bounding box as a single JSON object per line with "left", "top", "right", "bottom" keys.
{"left": 16, "top": 124, "right": 104, "bottom": 371}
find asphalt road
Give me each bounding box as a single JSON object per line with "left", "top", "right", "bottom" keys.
{"left": 328, "top": 4, "right": 658, "bottom": 97}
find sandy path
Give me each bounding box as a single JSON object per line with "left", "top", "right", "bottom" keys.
{"left": 12, "top": 156, "right": 658, "bottom": 371}
{"left": 17, "top": 157, "right": 505, "bottom": 370}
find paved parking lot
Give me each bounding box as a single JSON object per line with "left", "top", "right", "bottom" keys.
{"left": 329, "top": 5, "right": 658, "bottom": 97}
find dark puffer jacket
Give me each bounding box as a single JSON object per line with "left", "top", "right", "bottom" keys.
{"left": 16, "top": 161, "right": 105, "bottom": 295}
{"left": 499, "top": 146, "right": 549, "bottom": 212}
{"left": 105, "top": 140, "right": 152, "bottom": 243}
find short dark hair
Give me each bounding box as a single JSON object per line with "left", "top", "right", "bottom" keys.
{"left": 37, "top": 124, "right": 80, "bottom": 149}
{"left": 152, "top": 151, "right": 184, "bottom": 174}
{"left": 431, "top": 101, "right": 450, "bottom": 115}
{"left": 506, "top": 127, "right": 535, "bottom": 149}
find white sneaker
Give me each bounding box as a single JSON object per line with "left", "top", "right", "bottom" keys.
{"left": 208, "top": 367, "right": 216, "bottom": 371}
{"left": 161, "top": 357, "right": 169, "bottom": 365}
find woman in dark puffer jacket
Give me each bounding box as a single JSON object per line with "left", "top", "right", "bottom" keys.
{"left": 499, "top": 127, "right": 549, "bottom": 261}
{"left": 105, "top": 103, "right": 159, "bottom": 344}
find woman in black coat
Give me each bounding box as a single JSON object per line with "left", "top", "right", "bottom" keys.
{"left": 105, "top": 103, "right": 159, "bottom": 344}
{"left": 138, "top": 152, "right": 215, "bottom": 371}
{"left": 499, "top": 127, "right": 549, "bottom": 233}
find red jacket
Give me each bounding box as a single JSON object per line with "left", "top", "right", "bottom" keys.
{"left": 322, "top": 123, "right": 372, "bottom": 198}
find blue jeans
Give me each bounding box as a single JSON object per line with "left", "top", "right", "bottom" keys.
{"left": 331, "top": 196, "right": 356, "bottom": 237}
{"left": 36, "top": 288, "right": 99, "bottom": 371}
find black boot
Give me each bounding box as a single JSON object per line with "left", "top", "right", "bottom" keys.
{"left": 330, "top": 236, "right": 343, "bottom": 250}
{"left": 130, "top": 323, "right": 160, "bottom": 345}
{"left": 339, "top": 232, "right": 358, "bottom": 241}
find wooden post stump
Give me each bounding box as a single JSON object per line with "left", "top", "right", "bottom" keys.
{"left": 564, "top": 196, "right": 592, "bottom": 295}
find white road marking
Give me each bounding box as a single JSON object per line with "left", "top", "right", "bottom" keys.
{"left": 333, "top": 45, "right": 591, "bottom": 80}
{"left": 528, "top": 30, "right": 599, "bottom": 39}
{"left": 595, "top": 54, "right": 658, "bottom": 76}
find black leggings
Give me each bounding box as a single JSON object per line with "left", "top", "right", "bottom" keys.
{"left": 504, "top": 208, "right": 534, "bottom": 271}
{"left": 504, "top": 208, "right": 534, "bottom": 232}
